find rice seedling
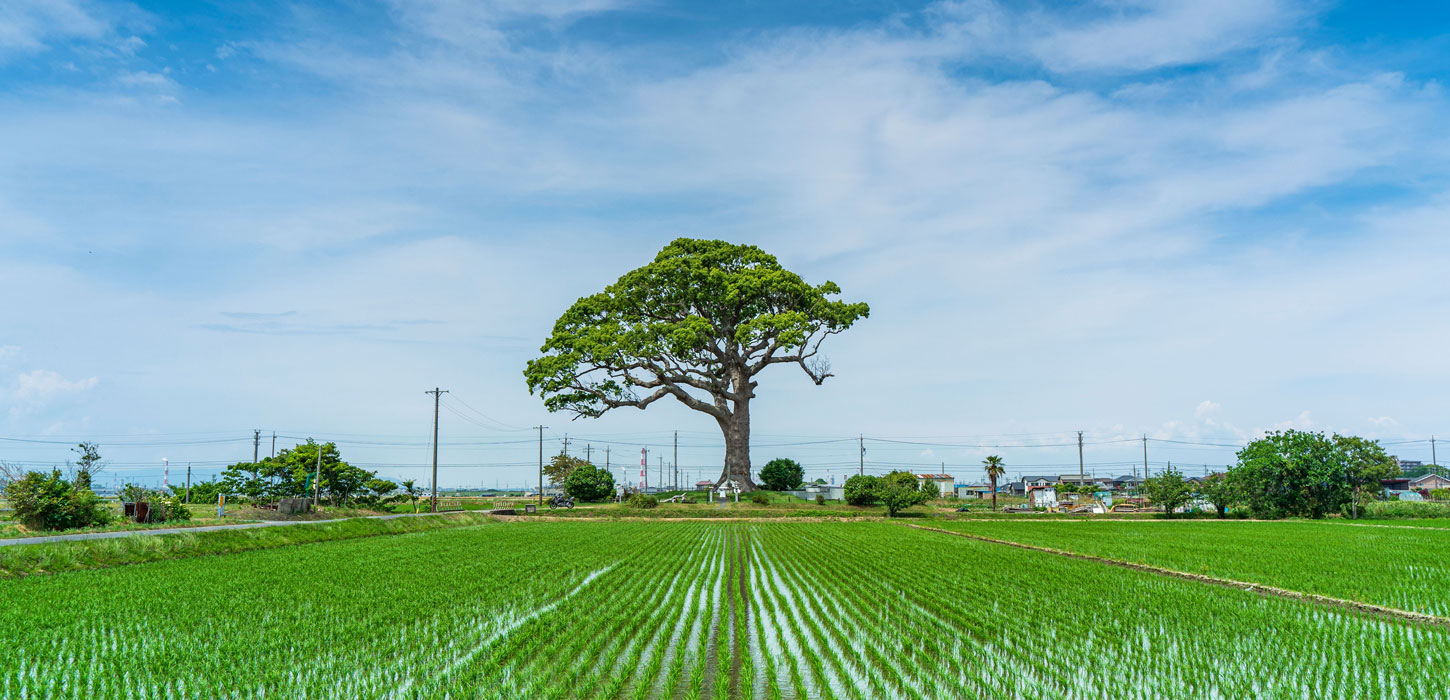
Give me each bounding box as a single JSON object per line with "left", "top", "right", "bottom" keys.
{"left": 1, "top": 520, "right": 1446, "bottom": 699}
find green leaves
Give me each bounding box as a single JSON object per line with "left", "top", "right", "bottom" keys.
{"left": 524, "top": 238, "right": 868, "bottom": 420}
{"left": 758, "top": 458, "right": 804, "bottom": 491}
{"left": 1230, "top": 430, "right": 1396, "bottom": 518}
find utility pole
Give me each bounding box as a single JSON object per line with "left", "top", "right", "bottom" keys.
{"left": 1077, "top": 431, "right": 1085, "bottom": 487}
{"left": 185, "top": 463, "right": 192, "bottom": 503}
{"left": 425, "top": 388, "right": 449, "bottom": 513}
{"left": 859, "top": 435, "right": 864, "bottom": 476}
{"left": 586, "top": 444, "right": 592, "bottom": 464}
{"left": 312, "top": 443, "right": 322, "bottom": 508}
{"left": 642, "top": 447, "right": 649, "bottom": 493}
{"left": 1433, "top": 435, "right": 1438, "bottom": 476}
{"left": 658, "top": 455, "right": 663, "bottom": 492}
{"left": 271, "top": 431, "right": 276, "bottom": 458}
{"left": 253, "top": 429, "right": 261, "bottom": 463}
{"left": 1142, "top": 434, "right": 1148, "bottom": 484}
{"left": 563, "top": 434, "right": 569, "bottom": 457}
{"left": 606, "top": 445, "right": 610, "bottom": 469}
{"left": 674, "top": 431, "right": 679, "bottom": 490}
{"left": 536, "top": 425, "right": 547, "bottom": 507}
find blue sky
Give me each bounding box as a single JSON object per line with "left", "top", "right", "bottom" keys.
{"left": 2, "top": 0, "right": 1448, "bottom": 489}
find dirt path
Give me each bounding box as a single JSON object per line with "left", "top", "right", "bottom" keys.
{"left": 903, "top": 523, "right": 1450, "bottom": 629}
{"left": 0, "top": 512, "right": 453, "bottom": 548}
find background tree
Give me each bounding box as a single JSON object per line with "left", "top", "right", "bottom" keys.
{"left": 1230, "top": 430, "right": 1396, "bottom": 519}
{"left": 843, "top": 474, "right": 880, "bottom": 506}
{"left": 400, "top": 479, "right": 421, "bottom": 512}
{"left": 544, "top": 454, "right": 590, "bottom": 486}
{"left": 69, "top": 442, "right": 103, "bottom": 490}
{"left": 1143, "top": 467, "right": 1192, "bottom": 518}
{"left": 1334, "top": 434, "right": 1399, "bottom": 518}
{"left": 1199, "top": 473, "right": 1238, "bottom": 518}
{"left": 219, "top": 440, "right": 379, "bottom": 506}
{"left": 525, "top": 239, "right": 869, "bottom": 491}
{"left": 758, "top": 458, "right": 804, "bottom": 491}
{"left": 982, "top": 455, "right": 1005, "bottom": 512}
{"left": 878, "top": 470, "right": 931, "bottom": 517}
{"left": 564, "top": 463, "right": 616, "bottom": 502}
{"left": 185, "top": 479, "right": 225, "bottom": 507}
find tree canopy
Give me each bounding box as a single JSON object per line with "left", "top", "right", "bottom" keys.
{"left": 564, "top": 463, "right": 616, "bottom": 502}
{"left": 1230, "top": 430, "right": 1398, "bottom": 519}
{"left": 544, "top": 454, "right": 591, "bottom": 486}
{"left": 878, "top": 471, "right": 931, "bottom": 517}
{"left": 524, "top": 239, "right": 868, "bottom": 490}
{"left": 1143, "top": 467, "right": 1192, "bottom": 518}
{"left": 758, "top": 458, "right": 804, "bottom": 491}
{"left": 220, "top": 440, "right": 393, "bottom": 507}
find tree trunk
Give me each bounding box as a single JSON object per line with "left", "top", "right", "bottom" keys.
{"left": 718, "top": 400, "right": 756, "bottom": 491}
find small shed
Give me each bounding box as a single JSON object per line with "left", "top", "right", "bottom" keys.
{"left": 1026, "top": 485, "right": 1058, "bottom": 509}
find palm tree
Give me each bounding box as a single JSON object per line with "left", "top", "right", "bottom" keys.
{"left": 401, "top": 479, "right": 420, "bottom": 513}
{"left": 982, "top": 455, "right": 1006, "bottom": 512}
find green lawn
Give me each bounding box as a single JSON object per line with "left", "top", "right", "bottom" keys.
{"left": 932, "top": 518, "right": 1450, "bottom": 616}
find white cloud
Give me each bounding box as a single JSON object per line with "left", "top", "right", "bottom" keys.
{"left": 0, "top": 345, "right": 17, "bottom": 363}
{"left": 11, "top": 369, "right": 98, "bottom": 403}
{"left": 0, "top": 0, "right": 109, "bottom": 52}
{"left": 1368, "top": 416, "right": 1398, "bottom": 428}
{"left": 1026, "top": 0, "right": 1302, "bottom": 73}
{"left": 1194, "top": 400, "right": 1221, "bottom": 418}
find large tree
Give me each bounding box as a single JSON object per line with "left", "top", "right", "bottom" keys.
{"left": 1230, "top": 430, "right": 1397, "bottom": 519}
{"left": 525, "top": 239, "right": 868, "bottom": 490}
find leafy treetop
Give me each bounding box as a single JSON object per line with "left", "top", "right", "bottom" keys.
{"left": 524, "top": 238, "right": 869, "bottom": 421}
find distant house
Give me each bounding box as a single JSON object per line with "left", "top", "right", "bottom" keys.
{"left": 1382, "top": 473, "right": 1450, "bottom": 497}
{"left": 1058, "top": 474, "right": 1096, "bottom": 487}
{"left": 916, "top": 474, "right": 954, "bottom": 498}
{"left": 956, "top": 484, "right": 994, "bottom": 499}
{"left": 1027, "top": 485, "right": 1058, "bottom": 509}
{"left": 1010, "top": 475, "right": 1056, "bottom": 496}
{"left": 694, "top": 480, "right": 715, "bottom": 491}
{"left": 1109, "top": 475, "right": 1142, "bottom": 491}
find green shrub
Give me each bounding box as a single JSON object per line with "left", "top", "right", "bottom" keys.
{"left": 564, "top": 463, "right": 616, "bottom": 502}
{"left": 626, "top": 493, "right": 658, "bottom": 509}
{"left": 1361, "top": 500, "right": 1450, "bottom": 519}
{"left": 2, "top": 469, "right": 112, "bottom": 531}
{"left": 815, "top": 494, "right": 826, "bottom": 506}
{"left": 163, "top": 496, "right": 192, "bottom": 522}
{"left": 844, "top": 475, "right": 880, "bottom": 506}
{"left": 749, "top": 492, "right": 771, "bottom": 506}
{"left": 1431, "top": 488, "right": 1450, "bottom": 501}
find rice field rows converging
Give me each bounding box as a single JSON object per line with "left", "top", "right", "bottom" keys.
{"left": 1, "top": 520, "right": 1448, "bottom": 699}
{"left": 930, "top": 519, "right": 1450, "bottom": 616}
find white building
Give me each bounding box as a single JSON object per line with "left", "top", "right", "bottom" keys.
{"left": 915, "top": 474, "right": 954, "bottom": 498}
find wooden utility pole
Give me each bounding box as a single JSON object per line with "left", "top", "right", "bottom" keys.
{"left": 312, "top": 443, "right": 322, "bottom": 508}
{"left": 253, "top": 429, "right": 261, "bottom": 464}
{"left": 185, "top": 463, "right": 191, "bottom": 504}
{"left": 1142, "top": 434, "right": 1148, "bottom": 483}
{"left": 674, "top": 431, "right": 679, "bottom": 490}
{"left": 859, "top": 435, "right": 864, "bottom": 476}
{"left": 536, "top": 425, "right": 548, "bottom": 507}
{"left": 1078, "top": 431, "right": 1085, "bottom": 487}
{"left": 425, "top": 388, "right": 449, "bottom": 513}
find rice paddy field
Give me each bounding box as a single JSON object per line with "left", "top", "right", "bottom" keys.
{"left": 932, "top": 519, "right": 1450, "bottom": 616}
{"left": 2, "top": 520, "right": 1448, "bottom": 699}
